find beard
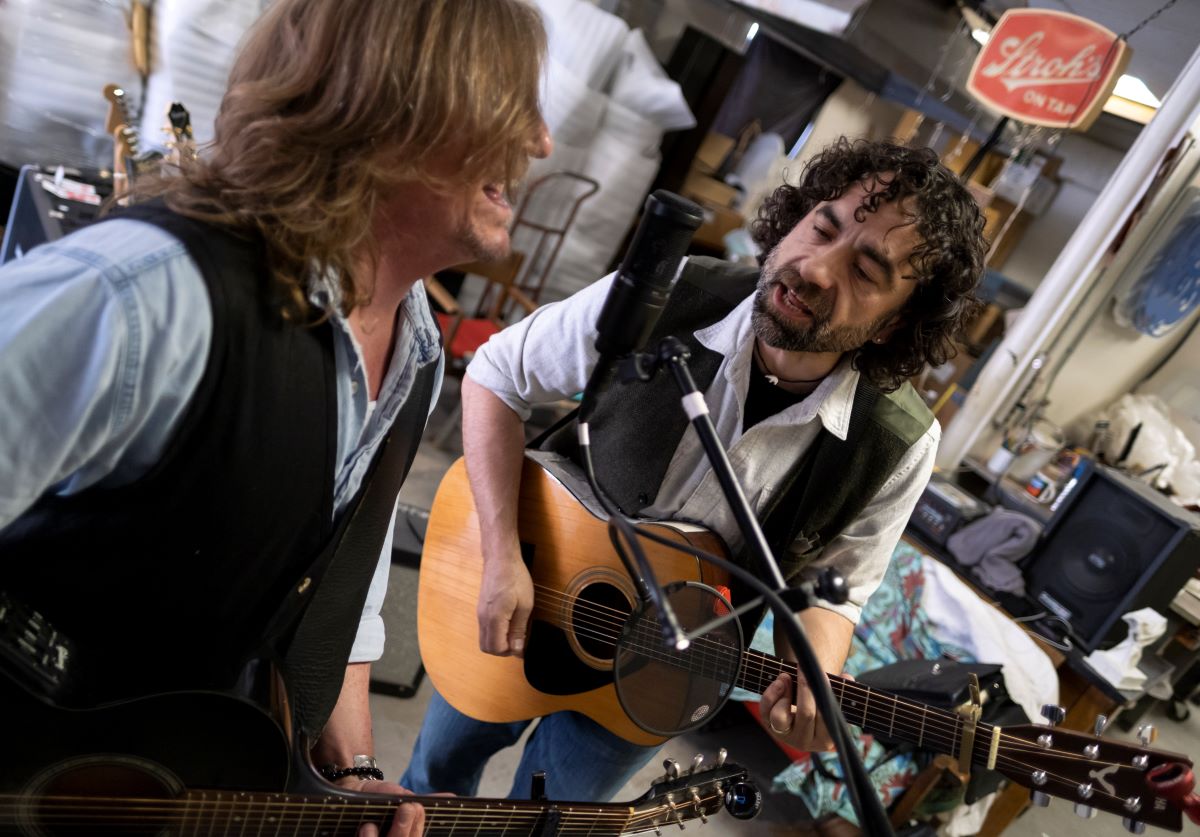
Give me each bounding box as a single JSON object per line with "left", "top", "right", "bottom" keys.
{"left": 752, "top": 262, "right": 895, "bottom": 353}
{"left": 456, "top": 219, "right": 511, "bottom": 264}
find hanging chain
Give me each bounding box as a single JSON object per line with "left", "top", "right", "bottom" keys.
{"left": 1123, "top": 0, "right": 1182, "bottom": 40}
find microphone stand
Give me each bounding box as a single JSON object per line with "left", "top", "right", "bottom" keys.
{"left": 585, "top": 336, "right": 894, "bottom": 836}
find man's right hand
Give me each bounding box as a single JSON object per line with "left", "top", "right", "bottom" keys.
{"left": 477, "top": 547, "right": 534, "bottom": 657}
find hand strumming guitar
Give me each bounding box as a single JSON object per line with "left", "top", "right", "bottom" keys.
{"left": 477, "top": 534, "right": 535, "bottom": 657}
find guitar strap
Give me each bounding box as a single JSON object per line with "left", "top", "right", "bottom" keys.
{"left": 261, "top": 319, "right": 441, "bottom": 742}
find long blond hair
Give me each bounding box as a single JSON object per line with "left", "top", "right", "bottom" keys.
{"left": 138, "top": 0, "right": 546, "bottom": 318}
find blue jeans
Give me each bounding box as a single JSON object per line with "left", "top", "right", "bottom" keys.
{"left": 401, "top": 688, "right": 662, "bottom": 802}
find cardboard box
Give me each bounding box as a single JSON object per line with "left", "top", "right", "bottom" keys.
{"left": 694, "top": 132, "right": 735, "bottom": 176}
{"left": 682, "top": 171, "right": 741, "bottom": 210}
{"left": 692, "top": 202, "right": 745, "bottom": 251}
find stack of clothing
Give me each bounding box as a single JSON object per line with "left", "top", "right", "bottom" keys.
{"left": 946, "top": 508, "right": 1042, "bottom": 596}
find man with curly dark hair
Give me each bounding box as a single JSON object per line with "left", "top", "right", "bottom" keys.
{"left": 403, "top": 137, "right": 986, "bottom": 803}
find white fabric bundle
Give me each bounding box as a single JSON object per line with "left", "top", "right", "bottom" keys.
{"left": 531, "top": 0, "right": 694, "bottom": 301}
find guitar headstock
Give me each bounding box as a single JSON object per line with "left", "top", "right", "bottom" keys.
{"left": 163, "top": 101, "right": 196, "bottom": 165}
{"left": 628, "top": 750, "right": 759, "bottom": 832}
{"left": 995, "top": 719, "right": 1192, "bottom": 832}
{"left": 102, "top": 83, "right": 139, "bottom": 189}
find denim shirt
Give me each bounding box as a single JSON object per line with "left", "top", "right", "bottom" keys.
{"left": 0, "top": 218, "right": 443, "bottom": 660}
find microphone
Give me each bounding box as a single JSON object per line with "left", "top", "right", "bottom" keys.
{"left": 575, "top": 189, "right": 702, "bottom": 652}
{"left": 579, "top": 190, "right": 703, "bottom": 420}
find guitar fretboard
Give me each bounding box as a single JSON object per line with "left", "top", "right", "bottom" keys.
{"left": 738, "top": 649, "right": 994, "bottom": 765}
{"left": 1, "top": 792, "right": 639, "bottom": 836}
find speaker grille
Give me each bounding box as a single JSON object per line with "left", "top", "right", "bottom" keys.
{"left": 1027, "top": 467, "right": 1200, "bottom": 651}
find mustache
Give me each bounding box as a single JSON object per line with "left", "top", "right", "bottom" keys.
{"left": 762, "top": 267, "right": 833, "bottom": 321}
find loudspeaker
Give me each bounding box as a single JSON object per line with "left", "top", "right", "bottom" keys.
{"left": 369, "top": 504, "right": 429, "bottom": 698}
{"left": 1, "top": 164, "right": 108, "bottom": 264}
{"left": 1027, "top": 465, "right": 1200, "bottom": 652}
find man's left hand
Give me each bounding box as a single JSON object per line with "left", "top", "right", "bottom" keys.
{"left": 331, "top": 777, "right": 427, "bottom": 837}
{"left": 760, "top": 671, "right": 840, "bottom": 753}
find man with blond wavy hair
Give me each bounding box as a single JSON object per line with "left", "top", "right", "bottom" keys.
{"left": 0, "top": 0, "right": 550, "bottom": 832}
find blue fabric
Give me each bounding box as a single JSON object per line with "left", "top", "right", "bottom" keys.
{"left": 401, "top": 688, "right": 662, "bottom": 802}
{"left": 0, "top": 218, "right": 444, "bottom": 659}
{"left": 753, "top": 542, "right": 972, "bottom": 825}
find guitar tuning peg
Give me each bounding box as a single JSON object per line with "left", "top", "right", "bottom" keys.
{"left": 1094, "top": 714, "right": 1109, "bottom": 736}
{"left": 1031, "top": 790, "right": 1051, "bottom": 807}
{"left": 716, "top": 748, "right": 727, "bottom": 767}
{"left": 1122, "top": 817, "right": 1146, "bottom": 834}
{"left": 691, "top": 754, "right": 704, "bottom": 773}
{"left": 1074, "top": 803, "right": 1097, "bottom": 819}
{"left": 663, "top": 758, "right": 680, "bottom": 779}
{"left": 1040, "top": 704, "right": 1066, "bottom": 726}
{"left": 1137, "top": 724, "right": 1157, "bottom": 746}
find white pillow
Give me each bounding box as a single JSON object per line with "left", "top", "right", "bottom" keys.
{"left": 608, "top": 29, "right": 695, "bottom": 133}
{"left": 534, "top": 0, "right": 628, "bottom": 93}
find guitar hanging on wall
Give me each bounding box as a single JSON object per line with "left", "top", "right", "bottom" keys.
{"left": 419, "top": 456, "right": 1199, "bottom": 832}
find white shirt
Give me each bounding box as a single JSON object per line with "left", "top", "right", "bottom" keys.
{"left": 466, "top": 270, "right": 938, "bottom": 623}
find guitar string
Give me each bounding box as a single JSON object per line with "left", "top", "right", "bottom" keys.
{"left": 533, "top": 589, "right": 972, "bottom": 752}
{"left": 527, "top": 585, "right": 1147, "bottom": 778}
{"left": 0, "top": 801, "right": 638, "bottom": 830}
{"left": 0, "top": 791, "right": 728, "bottom": 829}
{"left": 527, "top": 585, "right": 975, "bottom": 745}
{"left": 530, "top": 583, "right": 1151, "bottom": 770}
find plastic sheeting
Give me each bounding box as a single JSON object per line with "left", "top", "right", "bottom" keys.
{"left": 0, "top": 0, "right": 139, "bottom": 170}
{"left": 529, "top": 0, "right": 694, "bottom": 301}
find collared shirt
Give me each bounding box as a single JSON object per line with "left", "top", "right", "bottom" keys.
{"left": 466, "top": 270, "right": 937, "bottom": 623}
{"left": 0, "top": 218, "right": 443, "bottom": 660}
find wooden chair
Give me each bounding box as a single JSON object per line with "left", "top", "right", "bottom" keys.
{"left": 425, "top": 250, "right": 535, "bottom": 447}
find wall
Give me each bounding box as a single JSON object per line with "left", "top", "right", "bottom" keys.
{"left": 1036, "top": 130, "right": 1200, "bottom": 436}
{"left": 999, "top": 134, "right": 1127, "bottom": 295}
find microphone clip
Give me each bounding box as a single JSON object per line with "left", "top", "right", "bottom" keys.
{"left": 617, "top": 337, "right": 693, "bottom": 386}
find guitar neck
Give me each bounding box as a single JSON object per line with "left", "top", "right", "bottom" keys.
{"left": 739, "top": 650, "right": 990, "bottom": 765}
{"left": 20, "top": 791, "right": 639, "bottom": 836}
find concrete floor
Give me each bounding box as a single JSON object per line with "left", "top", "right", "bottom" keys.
{"left": 374, "top": 384, "right": 1200, "bottom": 835}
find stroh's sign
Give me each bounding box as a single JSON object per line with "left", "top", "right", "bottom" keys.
{"left": 967, "top": 9, "right": 1132, "bottom": 131}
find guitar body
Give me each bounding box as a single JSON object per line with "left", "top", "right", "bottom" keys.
{"left": 418, "top": 457, "right": 731, "bottom": 746}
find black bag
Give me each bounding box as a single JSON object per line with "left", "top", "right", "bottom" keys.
{"left": 855, "top": 659, "right": 1030, "bottom": 805}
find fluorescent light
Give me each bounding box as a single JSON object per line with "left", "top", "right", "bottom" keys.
{"left": 1113, "top": 74, "right": 1161, "bottom": 108}
{"left": 972, "top": 28, "right": 990, "bottom": 45}
{"left": 745, "top": 21, "right": 759, "bottom": 46}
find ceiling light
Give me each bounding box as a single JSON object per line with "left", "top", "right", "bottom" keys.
{"left": 972, "top": 28, "right": 990, "bottom": 45}
{"left": 1112, "top": 74, "right": 1161, "bottom": 109}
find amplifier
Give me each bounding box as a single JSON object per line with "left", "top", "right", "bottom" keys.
{"left": 909, "top": 475, "right": 990, "bottom": 547}
{"left": 1, "top": 164, "right": 110, "bottom": 264}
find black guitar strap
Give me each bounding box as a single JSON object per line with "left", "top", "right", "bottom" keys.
{"left": 260, "top": 329, "right": 441, "bottom": 742}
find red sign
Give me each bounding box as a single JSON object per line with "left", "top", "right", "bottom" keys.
{"left": 967, "top": 9, "right": 1132, "bottom": 131}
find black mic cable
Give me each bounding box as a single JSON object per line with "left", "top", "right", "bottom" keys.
{"left": 575, "top": 189, "right": 702, "bottom": 651}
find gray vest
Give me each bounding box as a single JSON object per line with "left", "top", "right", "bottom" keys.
{"left": 545, "top": 256, "right": 933, "bottom": 583}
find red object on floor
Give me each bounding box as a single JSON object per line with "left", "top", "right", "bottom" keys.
{"left": 435, "top": 312, "right": 500, "bottom": 361}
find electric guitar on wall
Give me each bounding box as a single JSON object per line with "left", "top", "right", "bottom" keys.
{"left": 102, "top": 82, "right": 139, "bottom": 199}
{"left": 418, "top": 456, "right": 1198, "bottom": 832}
{"left": 0, "top": 591, "right": 759, "bottom": 835}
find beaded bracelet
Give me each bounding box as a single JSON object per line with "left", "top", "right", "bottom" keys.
{"left": 320, "top": 756, "right": 385, "bottom": 783}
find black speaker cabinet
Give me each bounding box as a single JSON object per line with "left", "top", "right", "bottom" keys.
{"left": 1027, "top": 465, "right": 1200, "bottom": 652}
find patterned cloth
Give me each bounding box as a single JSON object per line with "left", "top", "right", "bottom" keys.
{"left": 732, "top": 542, "right": 971, "bottom": 824}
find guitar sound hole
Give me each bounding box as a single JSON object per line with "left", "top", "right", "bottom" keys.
{"left": 571, "top": 582, "right": 632, "bottom": 662}
{"left": 25, "top": 758, "right": 178, "bottom": 836}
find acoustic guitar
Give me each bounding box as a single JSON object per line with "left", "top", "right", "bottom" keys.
{"left": 418, "top": 456, "right": 1197, "bottom": 832}
{"left": 0, "top": 590, "right": 758, "bottom": 835}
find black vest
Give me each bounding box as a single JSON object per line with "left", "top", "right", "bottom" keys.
{"left": 0, "top": 205, "right": 439, "bottom": 727}
{"left": 546, "top": 256, "right": 933, "bottom": 583}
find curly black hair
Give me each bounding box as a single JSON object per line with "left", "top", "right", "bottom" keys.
{"left": 751, "top": 138, "right": 986, "bottom": 393}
